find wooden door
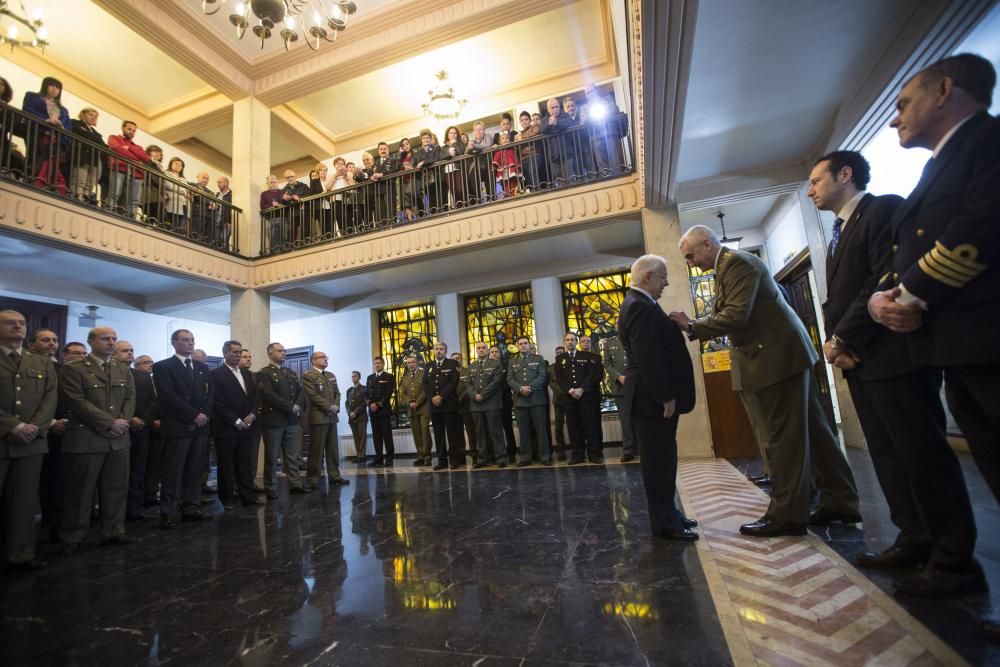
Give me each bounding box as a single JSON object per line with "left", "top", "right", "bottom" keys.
{"left": 0, "top": 296, "right": 67, "bottom": 351}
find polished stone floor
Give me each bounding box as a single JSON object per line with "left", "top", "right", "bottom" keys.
{"left": 0, "top": 461, "right": 732, "bottom": 666}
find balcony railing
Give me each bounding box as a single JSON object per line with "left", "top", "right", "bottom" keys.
{"left": 0, "top": 103, "right": 243, "bottom": 255}
{"left": 259, "top": 114, "right": 633, "bottom": 256}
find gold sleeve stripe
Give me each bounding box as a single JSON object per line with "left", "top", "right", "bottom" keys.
{"left": 918, "top": 257, "right": 966, "bottom": 288}
{"left": 879, "top": 271, "right": 891, "bottom": 284}
{"left": 934, "top": 241, "right": 987, "bottom": 271}
{"left": 928, "top": 247, "right": 983, "bottom": 279}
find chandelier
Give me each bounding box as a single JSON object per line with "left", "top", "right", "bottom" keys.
{"left": 201, "top": 0, "right": 357, "bottom": 51}
{"left": 0, "top": 1, "right": 49, "bottom": 51}
{"left": 421, "top": 71, "right": 468, "bottom": 121}
{"left": 716, "top": 211, "right": 743, "bottom": 250}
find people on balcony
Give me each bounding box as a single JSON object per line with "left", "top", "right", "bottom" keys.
{"left": 309, "top": 162, "right": 335, "bottom": 241}
{"left": 413, "top": 129, "right": 441, "bottom": 216}
{"left": 465, "top": 120, "right": 494, "bottom": 204}
{"left": 441, "top": 125, "right": 466, "bottom": 209}
{"left": 328, "top": 157, "right": 354, "bottom": 237}
{"left": 163, "top": 157, "right": 190, "bottom": 233}
{"left": 22, "top": 76, "right": 71, "bottom": 195}
{"left": 107, "top": 121, "right": 150, "bottom": 219}
{"left": 280, "top": 169, "right": 310, "bottom": 244}
{"left": 189, "top": 171, "right": 215, "bottom": 242}
{"left": 142, "top": 145, "right": 165, "bottom": 226}
{"left": 493, "top": 130, "right": 522, "bottom": 199}
{"left": 260, "top": 174, "right": 284, "bottom": 252}
{"left": 0, "top": 77, "right": 27, "bottom": 178}
{"left": 69, "top": 108, "right": 105, "bottom": 204}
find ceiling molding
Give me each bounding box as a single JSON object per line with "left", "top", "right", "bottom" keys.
{"left": 149, "top": 97, "right": 233, "bottom": 145}
{"left": 823, "top": 0, "right": 995, "bottom": 154}
{"left": 94, "top": 0, "right": 254, "bottom": 99}
{"left": 272, "top": 105, "right": 338, "bottom": 161}
{"left": 677, "top": 162, "right": 809, "bottom": 211}
{"left": 251, "top": 0, "right": 571, "bottom": 107}
{"left": 144, "top": 286, "right": 229, "bottom": 314}
{"left": 270, "top": 157, "right": 321, "bottom": 179}
{"left": 638, "top": 0, "right": 699, "bottom": 209}
{"left": 175, "top": 138, "right": 233, "bottom": 175}
{"left": 271, "top": 289, "right": 339, "bottom": 314}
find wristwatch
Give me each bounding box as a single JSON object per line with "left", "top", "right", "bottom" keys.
{"left": 686, "top": 321, "right": 694, "bottom": 334}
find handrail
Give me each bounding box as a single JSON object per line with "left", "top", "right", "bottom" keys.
{"left": 258, "top": 113, "right": 633, "bottom": 256}
{"left": 0, "top": 101, "right": 245, "bottom": 256}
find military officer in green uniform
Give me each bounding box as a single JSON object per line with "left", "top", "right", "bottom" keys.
{"left": 258, "top": 342, "right": 309, "bottom": 497}
{"left": 507, "top": 336, "right": 551, "bottom": 466}
{"left": 59, "top": 326, "right": 136, "bottom": 552}
{"left": 0, "top": 310, "right": 57, "bottom": 571}
{"left": 398, "top": 355, "right": 431, "bottom": 466}
{"left": 452, "top": 352, "right": 478, "bottom": 462}
{"left": 468, "top": 341, "right": 508, "bottom": 468}
{"left": 303, "top": 351, "right": 348, "bottom": 487}
{"left": 345, "top": 371, "right": 368, "bottom": 463}
{"left": 601, "top": 335, "right": 636, "bottom": 462}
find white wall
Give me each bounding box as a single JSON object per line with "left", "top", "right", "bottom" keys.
{"left": 762, "top": 197, "right": 808, "bottom": 274}
{"left": 0, "top": 57, "right": 230, "bottom": 183}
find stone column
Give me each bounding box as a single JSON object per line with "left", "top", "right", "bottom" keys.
{"left": 434, "top": 293, "right": 462, "bottom": 356}
{"left": 232, "top": 97, "right": 271, "bottom": 257}
{"left": 529, "top": 277, "right": 565, "bottom": 360}
{"left": 640, "top": 204, "right": 714, "bottom": 459}
{"left": 230, "top": 288, "right": 270, "bottom": 373}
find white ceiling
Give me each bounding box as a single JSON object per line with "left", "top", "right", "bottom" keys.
{"left": 678, "top": 194, "right": 786, "bottom": 233}
{"left": 194, "top": 117, "right": 316, "bottom": 169}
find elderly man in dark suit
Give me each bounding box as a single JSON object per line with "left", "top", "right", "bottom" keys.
{"left": 671, "top": 226, "right": 860, "bottom": 537}
{"left": 59, "top": 327, "right": 135, "bottom": 552}
{"left": 211, "top": 340, "right": 263, "bottom": 510}
{"left": 0, "top": 310, "right": 57, "bottom": 571}
{"left": 868, "top": 55, "right": 998, "bottom": 616}
{"left": 153, "top": 329, "right": 214, "bottom": 529}
{"left": 808, "top": 150, "right": 978, "bottom": 591}
{"left": 618, "top": 257, "right": 697, "bottom": 541}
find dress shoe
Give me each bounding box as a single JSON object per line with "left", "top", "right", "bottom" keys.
{"left": 681, "top": 517, "right": 698, "bottom": 528}
{"left": 982, "top": 608, "right": 1000, "bottom": 641}
{"left": 412, "top": 458, "right": 425, "bottom": 467}
{"left": 182, "top": 509, "right": 209, "bottom": 521}
{"left": 517, "top": 461, "right": 531, "bottom": 468}
{"left": 473, "top": 462, "right": 489, "bottom": 469}
{"left": 894, "top": 564, "right": 988, "bottom": 598}
{"left": 855, "top": 544, "right": 929, "bottom": 569}
{"left": 497, "top": 462, "right": 508, "bottom": 469}
{"left": 368, "top": 459, "right": 385, "bottom": 468}
{"left": 384, "top": 458, "right": 394, "bottom": 466}
{"left": 589, "top": 457, "right": 605, "bottom": 465}
{"left": 265, "top": 489, "right": 278, "bottom": 499}
{"left": 160, "top": 516, "right": 178, "bottom": 530}
{"left": 568, "top": 457, "right": 585, "bottom": 465}
{"left": 5, "top": 558, "right": 48, "bottom": 572}
{"left": 739, "top": 517, "right": 806, "bottom": 537}
{"left": 654, "top": 528, "right": 699, "bottom": 542}
{"left": 288, "top": 486, "right": 311, "bottom": 495}
{"left": 621, "top": 454, "right": 635, "bottom": 463}
{"left": 241, "top": 497, "right": 266, "bottom": 506}
{"left": 542, "top": 460, "right": 553, "bottom": 466}
{"left": 449, "top": 463, "right": 464, "bottom": 470}
{"left": 100, "top": 535, "right": 137, "bottom": 546}
{"left": 330, "top": 477, "right": 350, "bottom": 485}
{"left": 808, "top": 507, "right": 862, "bottom": 526}
{"left": 432, "top": 462, "right": 447, "bottom": 471}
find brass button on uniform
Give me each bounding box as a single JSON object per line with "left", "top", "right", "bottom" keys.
{"left": 916, "top": 229, "right": 926, "bottom": 237}
{"left": 891, "top": 244, "right": 899, "bottom": 252}
{"left": 892, "top": 272, "right": 899, "bottom": 280}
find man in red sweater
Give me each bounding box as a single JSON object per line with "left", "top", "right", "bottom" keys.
{"left": 107, "top": 121, "right": 149, "bottom": 219}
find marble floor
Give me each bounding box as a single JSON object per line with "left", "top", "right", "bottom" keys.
{"left": 1, "top": 449, "right": 997, "bottom": 666}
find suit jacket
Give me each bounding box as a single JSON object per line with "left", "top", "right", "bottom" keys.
{"left": 507, "top": 353, "right": 548, "bottom": 408}
{"left": 821, "top": 193, "right": 910, "bottom": 382}
{"left": 345, "top": 384, "right": 368, "bottom": 423}
{"left": 601, "top": 336, "right": 628, "bottom": 397}
{"left": 397, "top": 368, "right": 429, "bottom": 417}
{"left": 302, "top": 368, "right": 341, "bottom": 425}
{"left": 0, "top": 349, "right": 57, "bottom": 459}
{"left": 690, "top": 248, "right": 816, "bottom": 393}
{"left": 618, "top": 289, "right": 695, "bottom": 417}
{"left": 422, "top": 359, "right": 459, "bottom": 413}
{"left": 153, "top": 356, "right": 214, "bottom": 438}
{"left": 365, "top": 371, "right": 395, "bottom": 418}
{"left": 257, "top": 363, "right": 305, "bottom": 428}
{"left": 553, "top": 350, "right": 602, "bottom": 402}
{"left": 882, "top": 111, "right": 1000, "bottom": 366}
{"left": 131, "top": 368, "right": 159, "bottom": 434}
{"left": 467, "top": 358, "right": 504, "bottom": 412}
{"left": 60, "top": 356, "right": 135, "bottom": 453}
{"left": 211, "top": 364, "right": 259, "bottom": 436}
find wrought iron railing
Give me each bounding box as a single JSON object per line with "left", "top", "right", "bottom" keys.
{"left": 0, "top": 102, "right": 243, "bottom": 255}
{"left": 259, "top": 113, "right": 633, "bottom": 256}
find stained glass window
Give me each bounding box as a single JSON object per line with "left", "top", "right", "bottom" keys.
{"left": 687, "top": 265, "right": 729, "bottom": 354}
{"left": 464, "top": 287, "right": 536, "bottom": 364}
{"left": 378, "top": 301, "right": 437, "bottom": 427}
{"left": 561, "top": 270, "right": 631, "bottom": 412}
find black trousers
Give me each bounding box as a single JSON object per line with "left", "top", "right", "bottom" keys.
{"left": 215, "top": 432, "right": 257, "bottom": 503}
{"left": 126, "top": 429, "right": 150, "bottom": 515}
{"left": 432, "top": 411, "right": 466, "bottom": 466}
{"left": 460, "top": 411, "right": 477, "bottom": 458}
{"left": 944, "top": 365, "right": 1000, "bottom": 505}
{"left": 553, "top": 402, "right": 567, "bottom": 451}
{"left": 501, "top": 405, "right": 517, "bottom": 461}
{"left": 633, "top": 413, "right": 683, "bottom": 533}
{"left": 851, "top": 368, "right": 975, "bottom": 567}
{"left": 160, "top": 434, "right": 207, "bottom": 518}
{"left": 39, "top": 434, "right": 65, "bottom": 540}
{"left": 144, "top": 432, "right": 162, "bottom": 504}
{"left": 564, "top": 399, "right": 602, "bottom": 461}
{"left": 370, "top": 414, "right": 394, "bottom": 461}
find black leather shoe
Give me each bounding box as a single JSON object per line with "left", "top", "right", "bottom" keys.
{"left": 621, "top": 455, "right": 635, "bottom": 463}
{"left": 432, "top": 462, "right": 447, "bottom": 471}
{"left": 517, "top": 461, "right": 531, "bottom": 468}
{"left": 568, "top": 457, "right": 585, "bottom": 465}
{"left": 655, "top": 528, "right": 699, "bottom": 542}
{"left": 265, "top": 489, "right": 278, "bottom": 499}
{"left": 894, "top": 565, "right": 988, "bottom": 598}
{"left": 330, "top": 477, "right": 350, "bottom": 485}
{"left": 5, "top": 558, "right": 48, "bottom": 572}
{"left": 412, "top": 458, "right": 425, "bottom": 467}
{"left": 288, "top": 486, "right": 311, "bottom": 495}
{"left": 809, "top": 508, "right": 862, "bottom": 526}
{"left": 449, "top": 463, "right": 463, "bottom": 470}
{"left": 982, "top": 609, "right": 1000, "bottom": 641}
{"left": 739, "top": 517, "right": 807, "bottom": 537}
{"left": 160, "top": 516, "right": 178, "bottom": 530}
{"left": 100, "top": 535, "right": 137, "bottom": 546}
{"left": 497, "top": 462, "right": 508, "bottom": 469}
{"left": 384, "top": 458, "right": 394, "bottom": 466}
{"left": 681, "top": 517, "right": 698, "bottom": 528}
{"left": 855, "top": 545, "right": 929, "bottom": 569}
{"left": 472, "top": 462, "right": 489, "bottom": 469}
{"left": 182, "top": 509, "right": 209, "bottom": 521}
{"left": 589, "top": 457, "right": 605, "bottom": 464}
{"left": 241, "top": 497, "right": 267, "bottom": 506}
{"left": 368, "top": 459, "right": 384, "bottom": 467}
{"left": 542, "top": 460, "right": 553, "bottom": 466}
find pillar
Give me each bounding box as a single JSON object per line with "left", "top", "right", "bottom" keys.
{"left": 434, "top": 293, "right": 462, "bottom": 356}
{"left": 230, "top": 287, "right": 270, "bottom": 373}
{"left": 530, "top": 276, "right": 565, "bottom": 360}
{"left": 232, "top": 97, "right": 271, "bottom": 257}
{"left": 640, "top": 204, "right": 714, "bottom": 459}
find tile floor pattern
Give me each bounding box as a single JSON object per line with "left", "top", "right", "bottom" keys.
{"left": 676, "top": 459, "right": 967, "bottom": 666}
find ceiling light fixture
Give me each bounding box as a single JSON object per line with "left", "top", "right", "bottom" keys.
{"left": 0, "top": 1, "right": 49, "bottom": 51}
{"left": 201, "top": 0, "right": 357, "bottom": 51}
{"left": 716, "top": 211, "right": 742, "bottom": 250}
{"left": 421, "top": 71, "right": 468, "bottom": 121}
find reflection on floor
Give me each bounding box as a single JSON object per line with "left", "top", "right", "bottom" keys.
{"left": 0, "top": 463, "right": 732, "bottom": 666}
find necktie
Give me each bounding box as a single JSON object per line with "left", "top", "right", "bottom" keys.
{"left": 185, "top": 358, "right": 193, "bottom": 378}
{"left": 9, "top": 350, "right": 20, "bottom": 366}
{"left": 570, "top": 351, "right": 575, "bottom": 361}
{"left": 102, "top": 361, "right": 110, "bottom": 373}
{"left": 830, "top": 217, "right": 844, "bottom": 255}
